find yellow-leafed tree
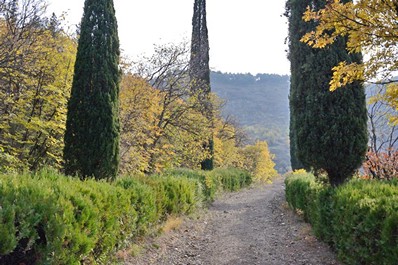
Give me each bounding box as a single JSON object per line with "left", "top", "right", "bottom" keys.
{"left": 301, "top": 0, "right": 398, "bottom": 122}
{"left": 240, "top": 141, "right": 278, "bottom": 182}
{"left": 0, "top": 5, "right": 77, "bottom": 172}
{"left": 119, "top": 74, "right": 162, "bottom": 174}
{"left": 212, "top": 96, "right": 244, "bottom": 169}
{"left": 122, "top": 42, "right": 212, "bottom": 174}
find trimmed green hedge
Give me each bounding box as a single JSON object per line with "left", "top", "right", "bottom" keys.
{"left": 165, "top": 168, "right": 252, "bottom": 203}
{"left": 0, "top": 167, "right": 252, "bottom": 264}
{"left": 285, "top": 172, "right": 398, "bottom": 265}
{"left": 0, "top": 169, "right": 143, "bottom": 264}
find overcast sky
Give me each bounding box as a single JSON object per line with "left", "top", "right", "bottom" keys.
{"left": 48, "top": 0, "right": 290, "bottom": 75}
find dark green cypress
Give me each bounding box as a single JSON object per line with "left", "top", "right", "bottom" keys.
{"left": 63, "top": 0, "right": 120, "bottom": 180}
{"left": 286, "top": 0, "right": 311, "bottom": 171}
{"left": 190, "top": 0, "right": 213, "bottom": 170}
{"left": 287, "top": 0, "right": 368, "bottom": 186}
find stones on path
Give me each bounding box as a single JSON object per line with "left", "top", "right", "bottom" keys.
{"left": 125, "top": 178, "right": 340, "bottom": 265}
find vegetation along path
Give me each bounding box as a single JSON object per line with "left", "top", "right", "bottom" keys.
{"left": 126, "top": 177, "right": 340, "bottom": 265}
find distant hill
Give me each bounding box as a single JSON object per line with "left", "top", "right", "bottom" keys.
{"left": 211, "top": 71, "right": 291, "bottom": 173}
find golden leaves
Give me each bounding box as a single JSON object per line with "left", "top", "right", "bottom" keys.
{"left": 385, "top": 83, "right": 398, "bottom": 125}
{"left": 301, "top": 0, "right": 398, "bottom": 91}
{"left": 0, "top": 24, "right": 77, "bottom": 171}
{"left": 330, "top": 62, "right": 365, "bottom": 91}
{"left": 239, "top": 141, "right": 278, "bottom": 182}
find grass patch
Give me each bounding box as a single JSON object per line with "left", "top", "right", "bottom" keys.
{"left": 161, "top": 216, "right": 183, "bottom": 233}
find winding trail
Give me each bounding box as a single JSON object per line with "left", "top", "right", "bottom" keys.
{"left": 126, "top": 177, "right": 340, "bottom": 265}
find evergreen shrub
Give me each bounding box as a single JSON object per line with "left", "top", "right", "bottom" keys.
{"left": 0, "top": 169, "right": 138, "bottom": 264}
{"left": 165, "top": 168, "right": 252, "bottom": 202}
{"left": 0, "top": 168, "right": 252, "bottom": 264}
{"left": 285, "top": 172, "right": 398, "bottom": 265}
{"left": 134, "top": 175, "right": 201, "bottom": 220}
{"left": 213, "top": 168, "right": 252, "bottom": 192}
{"left": 165, "top": 168, "right": 220, "bottom": 202}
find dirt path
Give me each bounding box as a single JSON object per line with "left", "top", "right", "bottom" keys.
{"left": 125, "top": 177, "right": 340, "bottom": 265}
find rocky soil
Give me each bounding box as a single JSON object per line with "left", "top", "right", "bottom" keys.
{"left": 124, "top": 177, "right": 340, "bottom": 265}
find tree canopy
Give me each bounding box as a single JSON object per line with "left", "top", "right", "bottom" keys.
{"left": 301, "top": 0, "right": 398, "bottom": 123}
{"left": 0, "top": 0, "right": 77, "bottom": 172}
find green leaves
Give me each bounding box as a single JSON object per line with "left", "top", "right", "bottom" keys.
{"left": 285, "top": 172, "right": 398, "bottom": 264}
{"left": 287, "top": 0, "right": 368, "bottom": 185}
{"left": 64, "top": 0, "right": 121, "bottom": 180}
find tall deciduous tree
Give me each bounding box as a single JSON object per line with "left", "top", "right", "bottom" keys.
{"left": 63, "top": 0, "right": 120, "bottom": 180}
{"left": 190, "top": 0, "right": 214, "bottom": 170}
{"left": 286, "top": 0, "right": 368, "bottom": 186}
{"left": 129, "top": 42, "right": 211, "bottom": 173}
{"left": 0, "top": 1, "right": 77, "bottom": 172}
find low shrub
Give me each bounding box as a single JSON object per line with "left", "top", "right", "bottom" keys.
{"left": 165, "top": 168, "right": 252, "bottom": 202}
{"left": 284, "top": 171, "right": 322, "bottom": 222}
{"left": 332, "top": 180, "right": 398, "bottom": 264}
{"left": 285, "top": 172, "right": 398, "bottom": 265}
{"left": 134, "top": 174, "right": 201, "bottom": 220}
{"left": 0, "top": 167, "right": 252, "bottom": 264}
{"left": 164, "top": 168, "right": 219, "bottom": 202}
{"left": 212, "top": 168, "right": 252, "bottom": 192}
{"left": 0, "top": 170, "right": 138, "bottom": 264}
{"left": 115, "top": 178, "right": 157, "bottom": 235}
{"left": 362, "top": 150, "right": 398, "bottom": 180}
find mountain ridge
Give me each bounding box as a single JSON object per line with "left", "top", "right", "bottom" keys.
{"left": 211, "top": 71, "right": 291, "bottom": 172}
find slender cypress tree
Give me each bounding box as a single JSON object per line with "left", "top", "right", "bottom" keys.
{"left": 286, "top": 0, "right": 310, "bottom": 171}
{"left": 63, "top": 0, "right": 120, "bottom": 180}
{"left": 190, "top": 0, "right": 213, "bottom": 170}
{"left": 287, "top": 0, "right": 368, "bottom": 186}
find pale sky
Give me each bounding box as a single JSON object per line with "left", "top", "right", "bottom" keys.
{"left": 48, "top": 0, "right": 290, "bottom": 75}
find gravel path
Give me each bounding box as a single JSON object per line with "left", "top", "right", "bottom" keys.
{"left": 125, "top": 177, "right": 340, "bottom": 265}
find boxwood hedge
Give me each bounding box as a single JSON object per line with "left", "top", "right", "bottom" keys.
{"left": 285, "top": 172, "right": 398, "bottom": 265}
{"left": 0, "top": 167, "right": 252, "bottom": 264}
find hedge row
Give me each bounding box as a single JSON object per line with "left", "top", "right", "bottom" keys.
{"left": 285, "top": 172, "right": 398, "bottom": 265}
{"left": 0, "top": 167, "right": 251, "bottom": 264}
{"left": 164, "top": 167, "right": 252, "bottom": 203}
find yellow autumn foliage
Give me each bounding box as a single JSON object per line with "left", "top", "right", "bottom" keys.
{"left": 0, "top": 18, "right": 77, "bottom": 171}
{"left": 385, "top": 83, "right": 398, "bottom": 125}
{"left": 119, "top": 74, "right": 162, "bottom": 174}
{"left": 212, "top": 96, "right": 243, "bottom": 169}
{"left": 239, "top": 141, "right": 278, "bottom": 182}
{"left": 301, "top": 0, "right": 398, "bottom": 94}
{"left": 119, "top": 73, "right": 210, "bottom": 174}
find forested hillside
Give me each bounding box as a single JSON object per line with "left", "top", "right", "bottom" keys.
{"left": 211, "top": 72, "right": 290, "bottom": 173}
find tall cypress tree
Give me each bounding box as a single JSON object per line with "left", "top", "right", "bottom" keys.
{"left": 287, "top": 0, "right": 368, "bottom": 186}
{"left": 63, "top": 0, "right": 120, "bottom": 180}
{"left": 286, "top": 0, "right": 310, "bottom": 171}
{"left": 190, "top": 0, "right": 213, "bottom": 170}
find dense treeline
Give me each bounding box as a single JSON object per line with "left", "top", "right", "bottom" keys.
{"left": 0, "top": 0, "right": 277, "bottom": 180}
{"left": 0, "top": 0, "right": 77, "bottom": 172}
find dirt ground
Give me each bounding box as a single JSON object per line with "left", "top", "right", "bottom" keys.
{"left": 124, "top": 177, "right": 340, "bottom": 265}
